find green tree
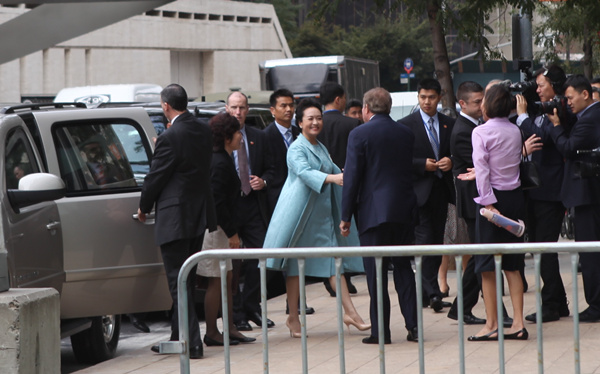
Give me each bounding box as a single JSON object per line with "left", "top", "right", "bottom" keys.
{"left": 534, "top": 0, "right": 600, "bottom": 78}
{"left": 313, "top": 0, "right": 538, "bottom": 110}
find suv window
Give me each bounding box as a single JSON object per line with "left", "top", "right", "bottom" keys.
{"left": 5, "top": 128, "right": 40, "bottom": 190}
{"left": 53, "top": 120, "right": 150, "bottom": 192}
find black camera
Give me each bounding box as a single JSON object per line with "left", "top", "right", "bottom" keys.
{"left": 509, "top": 80, "right": 538, "bottom": 93}
{"left": 533, "top": 96, "right": 569, "bottom": 117}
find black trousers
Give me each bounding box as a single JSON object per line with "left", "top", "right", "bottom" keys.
{"left": 161, "top": 235, "right": 204, "bottom": 348}
{"left": 415, "top": 179, "right": 449, "bottom": 301}
{"left": 360, "top": 223, "right": 417, "bottom": 340}
{"left": 527, "top": 199, "right": 568, "bottom": 312}
{"left": 574, "top": 203, "right": 600, "bottom": 314}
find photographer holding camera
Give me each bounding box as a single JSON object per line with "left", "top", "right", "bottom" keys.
{"left": 515, "top": 65, "right": 574, "bottom": 323}
{"left": 548, "top": 74, "right": 600, "bottom": 323}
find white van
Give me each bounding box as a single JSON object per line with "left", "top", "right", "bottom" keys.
{"left": 390, "top": 91, "right": 419, "bottom": 120}
{"left": 54, "top": 83, "right": 162, "bottom": 107}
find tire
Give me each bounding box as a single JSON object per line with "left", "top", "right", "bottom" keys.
{"left": 70, "top": 314, "right": 121, "bottom": 364}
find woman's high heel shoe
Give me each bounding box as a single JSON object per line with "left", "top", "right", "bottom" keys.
{"left": 286, "top": 320, "right": 302, "bottom": 338}
{"left": 343, "top": 314, "right": 371, "bottom": 332}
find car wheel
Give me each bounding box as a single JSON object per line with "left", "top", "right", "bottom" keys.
{"left": 71, "top": 314, "right": 121, "bottom": 364}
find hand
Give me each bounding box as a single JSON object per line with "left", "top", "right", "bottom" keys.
{"left": 228, "top": 234, "right": 240, "bottom": 249}
{"left": 516, "top": 94, "right": 528, "bottom": 116}
{"left": 523, "top": 134, "right": 542, "bottom": 156}
{"left": 339, "top": 221, "right": 351, "bottom": 237}
{"left": 547, "top": 108, "right": 561, "bottom": 127}
{"left": 484, "top": 204, "right": 502, "bottom": 227}
{"left": 425, "top": 158, "right": 438, "bottom": 172}
{"left": 250, "top": 175, "right": 266, "bottom": 190}
{"left": 437, "top": 157, "right": 452, "bottom": 172}
{"left": 326, "top": 173, "right": 344, "bottom": 186}
{"left": 137, "top": 208, "right": 146, "bottom": 223}
{"left": 457, "top": 168, "right": 476, "bottom": 181}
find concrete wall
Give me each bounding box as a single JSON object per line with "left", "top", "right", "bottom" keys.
{"left": 0, "top": 288, "right": 60, "bottom": 373}
{"left": 0, "top": 0, "right": 291, "bottom": 102}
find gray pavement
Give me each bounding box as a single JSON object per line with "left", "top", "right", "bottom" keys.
{"left": 71, "top": 252, "right": 600, "bottom": 373}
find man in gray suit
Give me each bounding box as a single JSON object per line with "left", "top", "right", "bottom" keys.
{"left": 138, "top": 84, "right": 216, "bottom": 359}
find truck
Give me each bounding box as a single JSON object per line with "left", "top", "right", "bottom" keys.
{"left": 0, "top": 103, "right": 171, "bottom": 364}
{"left": 259, "top": 56, "right": 380, "bottom": 101}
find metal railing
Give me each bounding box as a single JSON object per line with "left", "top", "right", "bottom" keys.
{"left": 157, "top": 241, "right": 600, "bottom": 374}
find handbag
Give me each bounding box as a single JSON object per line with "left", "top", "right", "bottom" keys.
{"left": 518, "top": 128, "right": 541, "bottom": 190}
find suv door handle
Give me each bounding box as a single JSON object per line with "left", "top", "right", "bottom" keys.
{"left": 132, "top": 212, "right": 155, "bottom": 224}
{"left": 46, "top": 221, "right": 61, "bottom": 231}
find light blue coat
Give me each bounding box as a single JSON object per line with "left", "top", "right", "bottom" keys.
{"left": 264, "top": 134, "right": 362, "bottom": 277}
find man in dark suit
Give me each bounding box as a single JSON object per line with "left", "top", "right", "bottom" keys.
{"left": 318, "top": 82, "right": 360, "bottom": 170}
{"left": 515, "top": 65, "right": 573, "bottom": 323}
{"left": 138, "top": 84, "right": 216, "bottom": 359}
{"left": 226, "top": 91, "right": 276, "bottom": 331}
{"left": 341, "top": 87, "right": 419, "bottom": 344}
{"left": 548, "top": 74, "right": 600, "bottom": 323}
{"left": 317, "top": 82, "right": 361, "bottom": 296}
{"left": 398, "top": 78, "right": 455, "bottom": 312}
{"left": 263, "top": 89, "right": 299, "bottom": 214}
{"left": 446, "top": 81, "right": 486, "bottom": 325}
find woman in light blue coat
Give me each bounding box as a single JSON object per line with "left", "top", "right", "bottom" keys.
{"left": 264, "top": 98, "right": 369, "bottom": 338}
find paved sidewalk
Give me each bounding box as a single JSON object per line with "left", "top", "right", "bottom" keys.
{"left": 75, "top": 253, "right": 600, "bottom": 374}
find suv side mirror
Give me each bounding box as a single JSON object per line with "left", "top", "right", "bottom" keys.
{"left": 7, "top": 173, "right": 66, "bottom": 211}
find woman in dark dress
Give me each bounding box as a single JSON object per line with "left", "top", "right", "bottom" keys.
{"left": 197, "top": 112, "right": 255, "bottom": 346}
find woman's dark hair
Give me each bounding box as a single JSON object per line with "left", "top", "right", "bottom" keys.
{"left": 483, "top": 84, "right": 513, "bottom": 119}
{"left": 209, "top": 112, "right": 240, "bottom": 151}
{"left": 295, "top": 98, "right": 322, "bottom": 125}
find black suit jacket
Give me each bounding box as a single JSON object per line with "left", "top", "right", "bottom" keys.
{"left": 550, "top": 102, "right": 600, "bottom": 208}
{"left": 342, "top": 114, "right": 417, "bottom": 234}
{"left": 210, "top": 150, "right": 240, "bottom": 238}
{"left": 263, "top": 122, "right": 299, "bottom": 213}
{"left": 317, "top": 110, "right": 360, "bottom": 169}
{"left": 140, "top": 112, "right": 217, "bottom": 246}
{"left": 450, "top": 114, "right": 478, "bottom": 219}
{"left": 237, "top": 124, "right": 272, "bottom": 225}
{"left": 398, "top": 110, "right": 455, "bottom": 207}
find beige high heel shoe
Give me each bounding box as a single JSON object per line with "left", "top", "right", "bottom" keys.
{"left": 343, "top": 314, "right": 371, "bottom": 332}
{"left": 286, "top": 319, "right": 302, "bottom": 338}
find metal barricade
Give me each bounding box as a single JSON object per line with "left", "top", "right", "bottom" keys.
{"left": 157, "top": 241, "right": 598, "bottom": 374}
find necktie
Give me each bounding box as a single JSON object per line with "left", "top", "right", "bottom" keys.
{"left": 238, "top": 138, "right": 251, "bottom": 195}
{"left": 284, "top": 129, "right": 292, "bottom": 148}
{"left": 427, "top": 117, "right": 440, "bottom": 160}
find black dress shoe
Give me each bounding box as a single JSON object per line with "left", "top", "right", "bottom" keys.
{"left": 579, "top": 308, "right": 600, "bottom": 323}
{"left": 285, "top": 303, "right": 316, "bottom": 315}
{"left": 525, "top": 309, "right": 560, "bottom": 323}
{"left": 324, "top": 280, "right": 336, "bottom": 297}
{"left": 441, "top": 301, "right": 452, "bottom": 308}
{"left": 230, "top": 335, "right": 256, "bottom": 343}
{"left": 189, "top": 345, "right": 203, "bottom": 359}
{"left": 406, "top": 327, "right": 418, "bottom": 342}
{"left": 132, "top": 319, "right": 150, "bottom": 333}
{"left": 503, "top": 317, "right": 513, "bottom": 328}
{"left": 362, "top": 335, "right": 391, "bottom": 344}
{"left": 234, "top": 320, "right": 253, "bottom": 331}
{"left": 448, "top": 311, "right": 487, "bottom": 325}
{"left": 346, "top": 276, "right": 358, "bottom": 294}
{"left": 151, "top": 345, "right": 160, "bottom": 353}
{"left": 429, "top": 296, "right": 443, "bottom": 312}
{"left": 204, "top": 335, "right": 239, "bottom": 346}
{"left": 248, "top": 312, "right": 275, "bottom": 328}
{"left": 559, "top": 303, "right": 570, "bottom": 317}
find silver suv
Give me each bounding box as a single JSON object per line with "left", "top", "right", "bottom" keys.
{"left": 0, "top": 103, "right": 170, "bottom": 364}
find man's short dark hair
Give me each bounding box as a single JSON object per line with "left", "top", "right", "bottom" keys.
{"left": 483, "top": 84, "right": 513, "bottom": 119}
{"left": 417, "top": 78, "right": 442, "bottom": 95}
{"left": 363, "top": 87, "right": 392, "bottom": 115}
{"left": 565, "top": 74, "right": 593, "bottom": 97}
{"left": 346, "top": 98, "right": 362, "bottom": 110}
{"left": 269, "top": 89, "right": 294, "bottom": 107}
{"left": 161, "top": 84, "right": 188, "bottom": 111}
{"left": 320, "top": 82, "right": 345, "bottom": 106}
{"left": 591, "top": 77, "right": 600, "bottom": 85}
{"left": 456, "top": 81, "right": 484, "bottom": 102}
{"left": 534, "top": 64, "right": 567, "bottom": 95}
{"left": 295, "top": 98, "right": 322, "bottom": 124}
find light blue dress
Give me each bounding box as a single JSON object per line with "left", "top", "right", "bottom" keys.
{"left": 264, "top": 134, "right": 363, "bottom": 277}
